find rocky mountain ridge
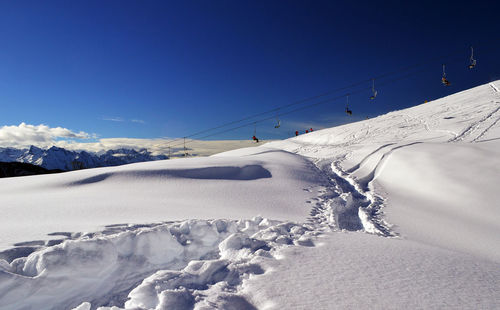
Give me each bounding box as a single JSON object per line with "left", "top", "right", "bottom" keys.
{"left": 0, "top": 146, "right": 168, "bottom": 171}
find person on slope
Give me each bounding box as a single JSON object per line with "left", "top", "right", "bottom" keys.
{"left": 252, "top": 135, "right": 259, "bottom": 143}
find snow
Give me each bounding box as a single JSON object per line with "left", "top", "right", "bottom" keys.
{"left": 0, "top": 149, "right": 325, "bottom": 251}
{"left": 375, "top": 141, "right": 500, "bottom": 262}
{"left": 1, "top": 81, "right": 500, "bottom": 309}
{"left": 244, "top": 232, "right": 500, "bottom": 309}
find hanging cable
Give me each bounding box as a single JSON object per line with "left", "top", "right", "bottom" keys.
{"left": 164, "top": 50, "right": 472, "bottom": 152}
{"left": 161, "top": 46, "right": 476, "bottom": 149}
{"left": 165, "top": 59, "right": 458, "bottom": 151}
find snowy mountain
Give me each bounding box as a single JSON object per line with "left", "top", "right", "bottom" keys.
{"left": 0, "top": 146, "right": 168, "bottom": 171}
{"left": 0, "top": 81, "right": 499, "bottom": 309}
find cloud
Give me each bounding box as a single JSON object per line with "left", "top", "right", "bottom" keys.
{"left": 102, "top": 117, "right": 125, "bottom": 122}
{"left": 0, "top": 123, "right": 94, "bottom": 149}
{"left": 56, "top": 138, "right": 258, "bottom": 157}
{"left": 0, "top": 123, "right": 258, "bottom": 157}
{"left": 102, "top": 117, "right": 146, "bottom": 124}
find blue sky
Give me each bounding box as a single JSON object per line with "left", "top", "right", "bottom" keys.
{"left": 1, "top": 0, "right": 499, "bottom": 143}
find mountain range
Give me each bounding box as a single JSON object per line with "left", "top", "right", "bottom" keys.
{"left": 0, "top": 146, "right": 168, "bottom": 171}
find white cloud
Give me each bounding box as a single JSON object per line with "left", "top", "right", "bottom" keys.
{"left": 56, "top": 138, "right": 258, "bottom": 157}
{"left": 0, "top": 123, "right": 259, "bottom": 157}
{"left": 102, "top": 117, "right": 125, "bottom": 122}
{"left": 131, "top": 119, "right": 145, "bottom": 124}
{"left": 0, "top": 123, "right": 94, "bottom": 149}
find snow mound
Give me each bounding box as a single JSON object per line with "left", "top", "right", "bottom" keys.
{"left": 0, "top": 217, "right": 319, "bottom": 310}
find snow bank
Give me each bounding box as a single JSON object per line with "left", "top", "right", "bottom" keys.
{"left": 0, "top": 217, "right": 319, "bottom": 309}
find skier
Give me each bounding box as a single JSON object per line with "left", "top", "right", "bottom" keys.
{"left": 295, "top": 131, "right": 299, "bottom": 136}
{"left": 252, "top": 135, "right": 259, "bottom": 143}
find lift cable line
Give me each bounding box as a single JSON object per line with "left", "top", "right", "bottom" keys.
{"left": 166, "top": 54, "right": 468, "bottom": 152}
{"left": 162, "top": 47, "right": 471, "bottom": 148}
{"left": 167, "top": 61, "right": 449, "bottom": 151}
{"left": 163, "top": 47, "right": 479, "bottom": 152}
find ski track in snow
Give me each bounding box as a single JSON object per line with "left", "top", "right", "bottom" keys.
{"left": 449, "top": 101, "right": 500, "bottom": 143}
{"left": 489, "top": 82, "right": 500, "bottom": 93}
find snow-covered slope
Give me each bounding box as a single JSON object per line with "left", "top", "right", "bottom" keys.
{"left": 0, "top": 81, "right": 499, "bottom": 309}
{"left": 0, "top": 146, "right": 167, "bottom": 170}
{"left": 266, "top": 81, "right": 500, "bottom": 261}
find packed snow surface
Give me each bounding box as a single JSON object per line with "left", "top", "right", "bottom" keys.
{"left": 1, "top": 81, "right": 500, "bottom": 309}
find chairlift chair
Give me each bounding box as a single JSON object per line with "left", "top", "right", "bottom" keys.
{"left": 441, "top": 64, "right": 451, "bottom": 86}
{"left": 469, "top": 46, "right": 476, "bottom": 69}
{"left": 252, "top": 122, "right": 259, "bottom": 142}
{"left": 345, "top": 94, "right": 353, "bottom": 115}
{"left": 274, "top": 109, "right": 281, "bottom": 128}
{"left": 370, "top": 78, "right": 378, "bottom": 100}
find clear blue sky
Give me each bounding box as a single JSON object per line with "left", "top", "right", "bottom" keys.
{"left": 1, "top": 0, "right": 499, "bottom": 141}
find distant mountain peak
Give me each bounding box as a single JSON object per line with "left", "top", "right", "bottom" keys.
{"left": 0, "top": 146, "right": 168, "bottom": 171}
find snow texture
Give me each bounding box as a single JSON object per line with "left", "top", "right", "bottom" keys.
{"left": 1, "top": 81, "right": 500, "bottom": 309}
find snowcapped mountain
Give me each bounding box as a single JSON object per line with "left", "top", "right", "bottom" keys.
{"left": 0, "top": 146, "right": 168, "bottom": 171}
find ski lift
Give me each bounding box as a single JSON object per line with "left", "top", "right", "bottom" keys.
{"left": 370, "top": 78, "right": 378, "bottom": 100}
{"left": 252, "top": 122, "right": 259, "bottom": 143}
{"left": 274, "top": 110, "right": 281, "bottom": 128}
{"left": 469, "top": 46, "right": 476, "bottom": 69}
{"left": 345, "top": 94, "right": 352, "bottom": 115}
{"left": 441, "top": 64, "right": 451, "bottom": 86}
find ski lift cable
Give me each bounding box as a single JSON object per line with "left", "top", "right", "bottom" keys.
{"left": 162, "top": 47, "right": 472, "bottom": 148}
{"left": 173, "top": 69, "right": 426, "bottom": 147}
{"left": 172, "top": 55, "right": 466, "bottom": 149}
{"left": 190, "top": 57, "right": 465, "bottom": 144}
{"left": 167, "top": 56, "right": 463, "bottom": 150}
{"left": 166, "top": 51, "right": 470, "bottom": 149}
